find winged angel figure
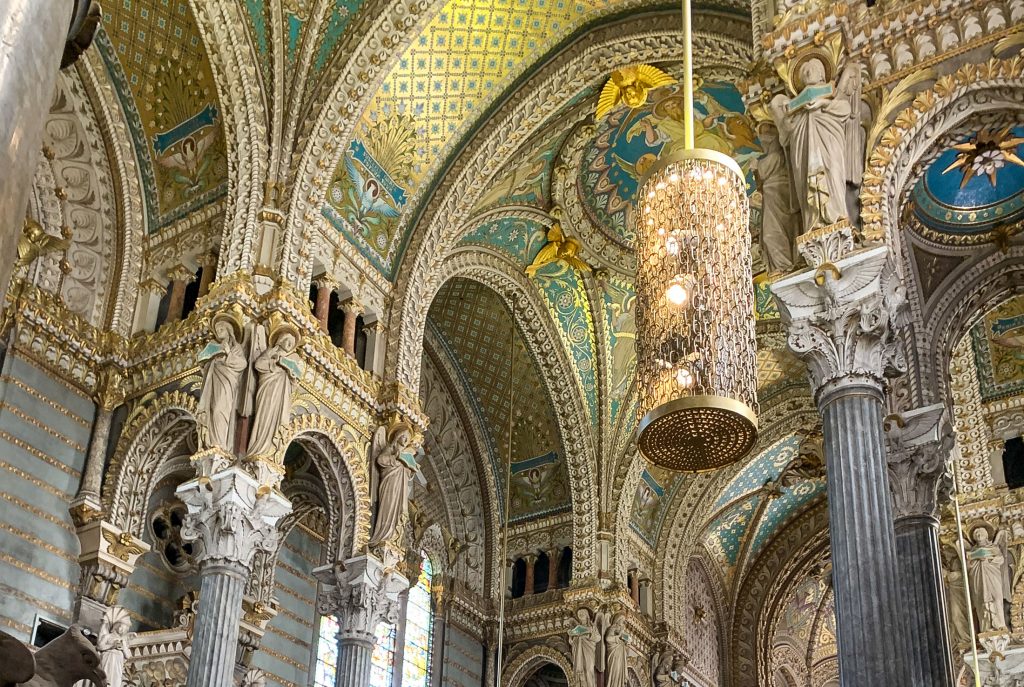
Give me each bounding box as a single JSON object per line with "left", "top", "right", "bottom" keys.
{"left": 157, "top": 129, "right": 217, "bottom": 197}
{"left": 343, "top": 154, "right": 400, "bottom": 233}
{"left": 596, "top": 65, "right": 676, "bottom": 120}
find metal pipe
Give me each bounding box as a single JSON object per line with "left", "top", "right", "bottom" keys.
{"left": 950, "top": 455, "right": 981, "bottom": 687}
{"left": 681, "top": 0, "right": 695, "bottom": 150}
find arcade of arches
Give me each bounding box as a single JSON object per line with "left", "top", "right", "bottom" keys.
{"left": 0, "top": 1, "right": 1023, "bottom": 686}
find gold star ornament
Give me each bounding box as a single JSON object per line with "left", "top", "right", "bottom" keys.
{"left": 596, "top": 65, "right": 676, "bottom": 120}
{"left": 942, "top": 125, "right": 1024, "bottom": 188}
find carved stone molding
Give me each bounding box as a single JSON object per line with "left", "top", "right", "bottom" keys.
{"left": 314, "top": 554, "right": 409, "bottom": 644}
{"left": 772, "top": 246, "right": 908, "bottom": 404}
{"left": 885, "top": 403, "right": 954, "bottom": 520}
{"left": 175, "top": 466, "right": 291, "bottom": 570}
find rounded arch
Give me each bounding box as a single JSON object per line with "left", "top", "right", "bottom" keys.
{"left": 423, "top": 249, "right": 598, "bottom": 581}
{"left": 103, "top": 391, "right": 199, "bottom": 536}
{"left": 503, "top": 646, "right": 577, "bottom": 687}
{"left": 275, "top": 414, "right": 372, "bottom": 559}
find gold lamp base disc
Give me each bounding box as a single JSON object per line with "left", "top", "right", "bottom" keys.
{"left": 638, "top": 395, "right": 758, "bottom": 472}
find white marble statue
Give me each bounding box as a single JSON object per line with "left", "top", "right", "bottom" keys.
{"left": 568, "top": 608, "right": 601, "bottom": 687}
{"left": 246, "top": 329, "right": 303, "bottom": 458}
{"left": 754, "top": 121, "right": 800, "bottom": 274}
{"left": 369, "top": 422, "right": 417, "bottom": 546}
{"left": 968, "top": 525, "right": 1013, "bottom": 632}
{"left": 944, "top": 557, "right": 972, "bottom": 648}
{"left": 96, "top": 607, "right": 133, "bottom": 687}
{"left": 196, "top": 312, "right": 247, "bottom": 452}
{"left": 604, "top": 614, "right": 629, "bottom": 687}
{"left": 651, "top": 649, "right": 675, "bottom": 687}
{"left": 769, "top": 58, "right": 863, "bottom": 234}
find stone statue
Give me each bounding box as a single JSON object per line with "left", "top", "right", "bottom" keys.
{"left": 651, "top": 648, "right": 675, "bottom": 687}
{"left": 568, "top": 608, "right": 601, "bottom": 687}
{"left": 0, "top": 626, "right": 107, "bottom": 687}
{"left": 604, "top": 614, "right": 629, "bottom": 687}
{"left": 967, "top": 524, "right": 1013, "bottom": 632}
{"left": 246, "top": 322, "right": 303, "bottom": 458}
{"left": 369, "top": 420, "right": 418, "bottom": 546}
{"left": 96, "top": 607, "right": 134, "bottom": 687}
{"left": 196, "top": 308, "right": 247, "bottom": 452}
{"left": 753, "top": 121, "right": 800, "bottom": 274}
{"left": 769, "top": 58, "right": 864, "bottom": 234}
{"left": 943, "top": 549, "right": 971, "bottom": 648}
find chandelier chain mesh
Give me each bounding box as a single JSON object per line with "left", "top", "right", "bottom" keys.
{"left": 634, "top": 149, "right": 758, "bottom": 471}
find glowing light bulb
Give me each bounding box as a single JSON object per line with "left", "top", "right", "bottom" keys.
{"left": 675, "top": 366, "right": 694, "bottom": 389}
{"left": 665, "top": 236, "right": 679, "bottom": 255}
{"left": 665, "top": 279, "right": 689, "bottom": 306}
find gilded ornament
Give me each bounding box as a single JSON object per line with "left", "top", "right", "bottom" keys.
{"left": 941, "top": 125, "right": 1024, "bottom": 188}
{"left": 596, "top": 65, "right": 676, "bottom": 120}
{"left": 525, "top": 208, "right": 591, "bottom": 277}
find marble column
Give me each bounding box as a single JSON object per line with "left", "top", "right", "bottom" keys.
{"left": 71, "top": 367, "right": 125, "bottom": 513}
{"left": 315, "top": 555, "right": 408, "bottom": 687}
{"left": 548, "top": 550, "right": 559, "bottom": 592}
{"left": 164, "top": 268, "right": 194, "bottom": 323}
{"left": 773, "top": 245, "right": 910, "bottom": 686}
{"left": 0, "top": 1, "right": 77, "bottom": 307}
{"left": 523, "top": 554, "right": 537, "bottom": 596}
{"left": 628, "top": 568, "right": 640, "bottom": 606}
{"left": 176, "top": 466, "right": 290, "bottom": 687}
{"left": 197, "top": 255, "right": 217, "bottom": 297}
{"left": 313, "top": 279, "right": 336, "bottom": 333}
{"left": 340, "top": 299, "right": 363, "bottom": 358}
{"left": 886, "top": 404, "right": 955, "bottom": 687}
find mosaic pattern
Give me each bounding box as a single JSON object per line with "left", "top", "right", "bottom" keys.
{"left": 532, "top": 263, "right": 599, "bottom": 425}
{"left": 756, "top": 347, "right": 806, "bottom": 401}
{"left": 457, "top": 216, "right": 549, "bottom": 264}
{"left": 775, "top": 577, "right": 825, "bottom": 646}
{"left": 428, "top": 278, "right": 570, "bottom": 521}
{"left": 98, "top": 1, "right": 227, "bottom": 231}
{"left": 704, "top": 494, "right": 761, "bottom": 568}
{"left": 748, "top": 479, "right": 826, "bottom": 561}
{"left": 754, "top": 277, "right": 780, "bottom": 320}
{"left": 715, "top": 435, "right": 801, "bottom": 509}
{"left": 912, "top": 126, "right": 1024, "bottom": 237}
{"left": 629, "top": 465, "right": 683, "bottom": 545}
{"left": 470, "top": 129, "right": 564, "bottom": 213}
{"left": 579, "top": 81, "right": 759, "bottom": 247}
{"left": 971, "top": 294, "right": 1024, "bottom": 402}
{"left": 602, "top": 276, "right": 636, "bottom": 429}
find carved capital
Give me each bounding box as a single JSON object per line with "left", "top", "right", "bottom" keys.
{"left": 796, "top": 221, "right": 855, "bottom": 269}
{"left": 314, "top": 555, "right": 409, "bottom": 644}
{"left": 175, "top": 466, "right": 291, "bottom": 571}
{"left": 75, "top": 520, "right": 150, "bottom": 608}
{"left": 771, "top": 246, "right": 907, "bottom": 404}
{"left": 885, "top": 404, "right": 954, "bottom": 521}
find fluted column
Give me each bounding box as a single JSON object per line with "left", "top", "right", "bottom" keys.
{"left": 340, "top": 299, "right": 363, "bottom": 358}
{"left": 176, "top": 466, "right": 290, "bottom": 687}
{"left": 0, "top": 1, "right": 78, "bottom": 306}
{"left": 773, "top": 245, "right": 910, "bottom": 686}
{"left": 165, "top": 264, "right": 195, "bottom": 323}
{"left": 315, "top": 555, "right": 408, "bottom": 687}
{"left": 886, "top": 404, "right": 955, "bottom": 687}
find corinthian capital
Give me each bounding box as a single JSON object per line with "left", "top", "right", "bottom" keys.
{"left": 771, "top": 246, "right": 907, "bottom": 403}
{"left": 885, "top": 404, "right": 954, "bottom": 521}
{"left": 314, "top": 555, "right": 409, "bottom": 644}
{"left": 176, "top": 466, "right": 291, "bottom": 571}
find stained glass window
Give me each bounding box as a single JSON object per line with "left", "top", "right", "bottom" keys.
{"left": 370, "top": 622, "right": 397, "bottom": 687}
{"left": 402, "top": 555, "right": 435, "bottom": 687}
{"left": 314, "top": 615, "right": 339, "bottom": 687}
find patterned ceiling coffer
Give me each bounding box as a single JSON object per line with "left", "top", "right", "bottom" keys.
{"left": 98, "top": 1, "right": 228, "bottom": 232}
{"left": 748, "top": 480, "right": 826, "bottom": 563}
{"left": 715, "top": 434, "right": 801, "bottom": 509}
{"left": 911, "top": 125, "right": 1024, "bottom": 243}
{"left": 427, "top": 277, "right": 570, "bottom": 522}
{"left": 971, "top": 293, "right": 1024, "bottom": 402}
{"left": 579, "top": 81, "right": 759, "bottom": 249}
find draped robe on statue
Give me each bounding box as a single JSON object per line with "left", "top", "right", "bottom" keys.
{"left": 247, "top": 343, "right": 299, "bottom": 457}
{"left": 967, "top": 537, "right": 1011, "bottom": 632}
{"left": 604, "top": 620, "right": 628, "bottom": 687}
{"left": 196, "top": 334, "right": 246, "bottom": 451}
{"left": 774, "top": 88, "right": 852, "bottom": 233}
{"left": 370, "top": 427, "right": 414, "bottom": 545}
{"left": 756, "top": 127, "right": 800, "bottom": 273}
{"left": 569, "top": 613, "right": 600, "bottom": 687}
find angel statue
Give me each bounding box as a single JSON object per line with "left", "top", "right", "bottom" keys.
{"left": 753, "top": 121, "right": 800, "bottom": 274}
{"left": 596, "top": 65, "right": 676, "bottom": 119}
{"left": 568, "top": 607, "right": 602, "bottom": 687}
{"left": 196, "top": 306, "right": 247, "bottom": 453}
{"left": 246, "top": 317, "right": 304, "bottom": 458}
{"left": 769, "top": 57, "right": 864, "bottom": 234}
{"left": 97, "top": 606, "right": 135, "bottom": 687}
{"left": 967, "top": 523, "right": 1013, "bottom": 632}
{"left": 369, "top": 419, "right": 421, "bottom": 546}
{"left": 604, "top": 614, "right": 630, "bottom": 687}
{"left": 525, "top": 209, "right": 591, "bottom": 278}
{"left": 651, "top": 648, "right": 676, "bottom": 687}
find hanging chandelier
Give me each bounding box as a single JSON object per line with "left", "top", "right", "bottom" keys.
{"left": 631, "top": 0, "right": 758, "bottom": 471}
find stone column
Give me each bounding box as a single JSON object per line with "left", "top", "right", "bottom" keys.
{"left": 505, "top": 558, "right": 515, "bottom": 598}
{"left": 638, "top": 577, "right": 653, "bottom": 616}
{"left": 70, "top": 366, "right": 125, "bottom": 516}
{"left": 164, "top": 265, "right": 195, "bottom": 323}
{"left": 523, "top": 554, "right": 537, "bottom": 596}
{"left": 548, "top": 550, "right": 559, "bottom": 591}
{"left": 313, "top": 278, "right": 336, "bottom": 333}
{"left": 340, "top": 299, "right": 363, "bottom": 358}
{"left": 628, "top": 568, "right": 640, "bottom": 606}
{"left": 176, "top": 466, "right": 290, "bottom": 687}
{"left": 197, "top": 254, "right": 217, "bottom": 297}
{"left": 773, "top": 245, "right": 910, "bottom": 685}
{"left": 0, "top": 0, "right": 77, "bottom": 306}
{"left": 363, "top": 318, "right": 383, "bottom": 376}
{"left": 315, "top": 555, "right": 408, "bottom": 687}
{"left": 886, "top": 404, "right": 955, "bottom": 687}
{"left": 390, "top": 590, "right": 410, "bottom": 686}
